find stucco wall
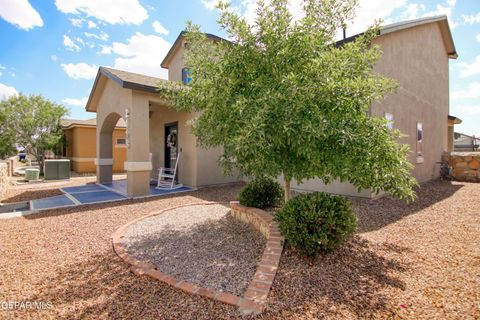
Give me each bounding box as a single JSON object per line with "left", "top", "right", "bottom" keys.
{"left": 371, "top": 22, "right": 449, "bottom": 183}
{"left": 168, "top": 38, "right": 185, "bottom": 82}
{"left": 286, "top": 22, "right": 450, "bottom": 197}
{"left": 64, "top": 126, "right": 126, "bottom": 173}
{"left": 149, "top": 101, "right": 198, "bottom": 187}
{"left": 196, "top": 146, "right": 241, "bottom": 186}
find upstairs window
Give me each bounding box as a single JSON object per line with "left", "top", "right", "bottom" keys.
{"left": 182, "top": 68, "right": 192, "bottom": 85}
{"left": 385, "top": 112, "right": 394, "bottom": 129}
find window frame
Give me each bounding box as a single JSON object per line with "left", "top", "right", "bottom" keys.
{"left": 181, "top": 67, "right": 191, "bottom": 85}
{"left": 115, "top": 137, "right": 127, "bottom": 148}
{"left": 416, "top": 122, "right": 424, "bottom": 163}
{"left": 385, "top": 112, "right": 394, "bottom": 129}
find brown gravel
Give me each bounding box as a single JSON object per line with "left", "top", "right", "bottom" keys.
{"left": 122, "top": 204, "right": 266, "bottom": 296}
{"left": 0, "top": 179, "right": 478, "bottom": 319}
{"left": 2, "top": 175, "right": 124, "bottom": 203}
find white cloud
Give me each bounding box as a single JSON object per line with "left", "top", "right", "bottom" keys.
{"left": 422, "top": 0, "right": 457, "bottom": 29}
{"left": 207, "top": 0, "right": 407, "bottom": 37}
{"left": 62, "top": 96, "right": 88, "bottom": 107}
{"left": 0, "top": 64, "right": 4, "bottom": 76}
{"left": 346, "top": 0, "right": 407, "bottom": 35}
{"left": 51, "top": 55, "right": 59, "bottom": 62}
{"left": 457, "top": 55, "right": 480, "bottom": 78}
{"left": 0, "top": 0, "right": 43, "bottom": 30}
{"left": 63, "top": 35, "right": 81, "bottom": 51}
{"left": 477, "top": 34, "right": 480, "bottom": 42}
{"left": 401, "top": 3, "right": 426, "bottom": 20}
{"left": 100, "top": 32, "right": 171, "bottom": 79}
{"left": 69, "top": 17, "right": 84, "bottom": 27}
{"left": 87, "top": 20, "right": 97, "bottom": 29}
{"left": 201, "top": 0, "right": 219, "bottom": 10}
{"left": 451, "top": 82, "right": 480, "bottom": 99}
{"left": 55, "top": 0, "right": 148, "bottom": 25}
{"left": 0, "top": 82, "right": 18, "bottom": 100}
{"left": 84, "top": 31, "right": 109, "bottom": 41}
{"left": 61, "top": 62, "right": 97, "bottom": 80}
{"left": 152, "top": 20, "right": 169, "bottom": 35}
{"left": 463, "top": 12, "right": 480, "bottom": 24}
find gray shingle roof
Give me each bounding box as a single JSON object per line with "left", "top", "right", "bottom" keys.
{"left": 100, "top": 67, "right": 168, "bottom": 94}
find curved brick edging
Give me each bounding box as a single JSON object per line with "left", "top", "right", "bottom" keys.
{"left": 112, "top": 201, "right": 284, "bottom": 316}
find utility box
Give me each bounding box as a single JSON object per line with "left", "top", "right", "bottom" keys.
{"left": 44, "top": 159, "right": 71, "bottom": 180}
{"left": 25, "top": 168, "right": 40, "bottom": 181}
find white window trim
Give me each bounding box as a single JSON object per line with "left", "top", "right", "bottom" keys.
{"left": 416, "top": 122, "right": 423, "bottom": 164}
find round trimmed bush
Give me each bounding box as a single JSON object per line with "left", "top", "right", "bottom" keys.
{"left": 238, "top": 176, "right": 283, "bottom": 209}
{"left": 276, "top": 192, "right": 357, "bottom": 257}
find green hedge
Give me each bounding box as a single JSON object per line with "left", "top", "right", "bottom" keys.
{"left": 276, "top": 192, "right": 357, "bottom": 257}
{"left": 238, "top": 176, "right": 283, "bottom": 209}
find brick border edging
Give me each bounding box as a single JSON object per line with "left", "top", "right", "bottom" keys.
{"left": 111, "top": 201, "right": 284, "bottom": 316}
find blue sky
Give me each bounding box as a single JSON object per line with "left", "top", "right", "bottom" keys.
{"left": 0, "top": 0, "right": 479, "bottom": 136}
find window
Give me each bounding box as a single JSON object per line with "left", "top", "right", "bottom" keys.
{"left": 182, "top": 67, "right": 192, "bottom": 85}
{"left": 385, "top": 112, "right": 393, "bottom": 129}
{"left": 416, "top": 122, "right": 423, "bottom": 163}
{"left": 116, "top": 138, "right": 126, "bottom": 147}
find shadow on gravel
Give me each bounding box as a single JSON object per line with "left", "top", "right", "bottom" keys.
{"left": 2, "top": 188, "right": 64, "bottom": 203}
{"left": 261, "top": 236, "right": 409, "bottom": 319}
{"left": 352, "top": 179, "right": 463, "bottom": 233}
{"left": 20, "top": 252, "right": 239, "bottom": 320}
{"left": 18, "top": 234, "right": 407, "bottom": 319}
{"left": 122, "top": 211, "right": 265, "bottom": 296}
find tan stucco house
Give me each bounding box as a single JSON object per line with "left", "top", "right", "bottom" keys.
{"left": 61, "top": 118, "right": 126, "bottom": 173}
{"left": 86, "top": 15, "right": 459, "bottom": 198}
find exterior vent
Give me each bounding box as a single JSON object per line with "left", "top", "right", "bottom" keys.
{"left": 44, "top": 159, "right": 71, "bottom": 180}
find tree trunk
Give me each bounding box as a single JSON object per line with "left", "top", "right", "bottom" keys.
{"left": 284, "top": 176, "right": 291, "bottom": 202}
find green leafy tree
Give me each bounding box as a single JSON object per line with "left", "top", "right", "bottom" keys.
{"left": 0, "top": 94, "right": 68, "bottom": 174}
{"left": 0, "top": 107, "right": 16, "bottom": 159}
{"left": 158, "top": 0, "right": 417, "bottom": 201}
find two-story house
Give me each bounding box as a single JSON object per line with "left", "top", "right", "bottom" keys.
{"left": 86, "top": 15, "right": 458, "bottom": 198}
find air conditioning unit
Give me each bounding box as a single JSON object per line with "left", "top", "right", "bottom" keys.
{"left": 44, "top": 159, "right": 70, "bottom": 180}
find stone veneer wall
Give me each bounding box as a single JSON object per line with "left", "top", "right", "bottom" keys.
{"left": 0, "top": 163, "right": 9, "bottom": 201}
{"left": 442, "top": 152, "right": 480, "bottom": 182}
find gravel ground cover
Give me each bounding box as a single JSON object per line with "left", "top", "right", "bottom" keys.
{"left": 122, "top": 203, "right": 266, "bottom": 296}
{"left": 2, "top": 175, "right": 125, "bottom": 203}
{"left": 0, "top": 179, "right": 478, "bottom": 319}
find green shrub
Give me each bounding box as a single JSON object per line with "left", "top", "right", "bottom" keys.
{"left": 238, "top": 176, "right": 283, "bottom": 209}
{"left": 276, "top": 192, "right": 357, "bottom": 257}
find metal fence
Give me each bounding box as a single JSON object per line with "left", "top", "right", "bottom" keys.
{"left": 454, "top": 132, "right": 479, "bottom": 152}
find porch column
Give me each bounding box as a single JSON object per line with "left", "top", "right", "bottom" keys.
{"left": 95, "top": 157, "right": 113, "bottom": 184}
{"left": 125, "top": 96, "right": 151, "bottom": 197}
{"left": 96, "top": 120, "right": 118, "bottom": 184}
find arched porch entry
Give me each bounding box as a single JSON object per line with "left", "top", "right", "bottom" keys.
{"left": 96, "top": 112, "right": 123, "bottom": 184}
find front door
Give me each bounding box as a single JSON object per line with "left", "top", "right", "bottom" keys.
{"left": 164, "top": 122, "right": 178, "bottom": 171}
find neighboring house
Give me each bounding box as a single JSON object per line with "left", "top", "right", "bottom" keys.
{"left": 448, "top": 115, "right": 462, "bottom": 152}
{"left": 61, "top": 118, "right": 126, "bottom": 173}
{"left": 86, "top": 15, "right": 458, "bottom": 198}
{"left": 453, "top": 132, "right": 479, "bottom": 152}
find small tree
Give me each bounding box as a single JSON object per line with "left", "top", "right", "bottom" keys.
{"left": 158, "top": 0, "right": 417, "bottom": 201}
{"left": 0, "top": 107, "right": 16, "bottom": 159}
{"left": 0, "top": 94, "right": 68, "bottom": 174}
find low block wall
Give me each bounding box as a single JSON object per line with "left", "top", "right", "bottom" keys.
{"left": 0, "top": 163, "right": 9, "bottom": 201}
{"left": 443, "top": 152, "right": 480, "bottom": 182}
